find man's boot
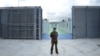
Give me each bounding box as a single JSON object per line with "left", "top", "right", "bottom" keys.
{"left": 51, "top": 49, "right": 53, "bottom": 54}
{"left": 56, "top": 49, "right": 59, "bottom": 54}
{"left": 56, "top": 51, "right": 59, "bottom": 54}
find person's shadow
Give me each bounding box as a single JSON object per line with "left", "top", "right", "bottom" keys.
{"left": 51, "top": 54, "right": 59, "bottom": 56}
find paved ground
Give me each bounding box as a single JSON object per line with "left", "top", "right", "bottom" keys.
{"left": 0, "top": 39, "right": 100, "bottom": 56}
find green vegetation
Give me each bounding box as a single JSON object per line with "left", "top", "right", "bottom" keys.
{"left": 47, "top": 26, "right": 67, "bottom": 34}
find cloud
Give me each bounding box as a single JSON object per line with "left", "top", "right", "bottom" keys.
{"left": 90, "top": 0, "right": 100, "bottom": 5}
{"left": 0, "top": 0, "right": 100, "bottom": 22}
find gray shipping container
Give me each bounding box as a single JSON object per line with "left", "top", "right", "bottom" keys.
{"left": 0, "top": 6, "right": 42, "bottom": 39}
{"left": 72, "top": 6, "right": 100, "bottom": 39}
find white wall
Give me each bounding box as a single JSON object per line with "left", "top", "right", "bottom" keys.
{"left": 50, "top": 21, "right": 72, "bottom": 34}
{"left": 58, "top": 21, "right": 68, "bottom": 33}
{"left": 42, "top": 19, "right": 49, "bottom": 34}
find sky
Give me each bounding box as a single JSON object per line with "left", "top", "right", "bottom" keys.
{"left": 0, "top": 0, "right": 100, "bottom": 22}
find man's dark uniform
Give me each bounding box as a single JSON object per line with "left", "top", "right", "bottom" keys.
{"left": 50, "top": 28, "right": 59, "bottom": 54}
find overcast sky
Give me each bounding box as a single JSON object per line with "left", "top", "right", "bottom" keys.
{"left": 0, "top": 0, "right": 100, "bottom": 22}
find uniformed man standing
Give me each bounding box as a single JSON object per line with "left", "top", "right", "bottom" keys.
{"left": 50, "top": 28, "right": 59, "bottom": 54}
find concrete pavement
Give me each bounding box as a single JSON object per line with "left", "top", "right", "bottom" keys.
{"left": 0, "top": 39, "right": 100, "bottom": 56}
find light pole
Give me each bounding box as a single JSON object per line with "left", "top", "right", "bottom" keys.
{"left": 18, "top": 0, "right": 19, "bottom": 7}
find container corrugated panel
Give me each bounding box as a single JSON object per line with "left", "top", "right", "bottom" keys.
{"left": 0, "top": 7, "right": 42, "bottom": 39}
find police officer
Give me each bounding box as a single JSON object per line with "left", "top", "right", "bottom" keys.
{"left": 50, "top": 28, "right": 59, "bottom": 54}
